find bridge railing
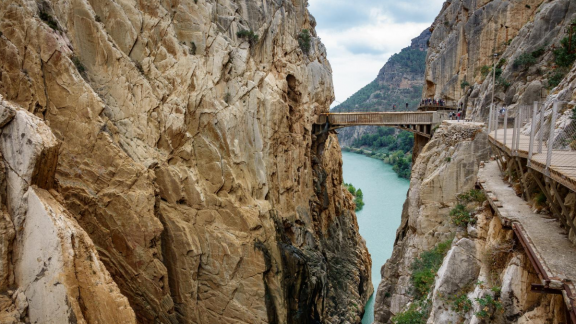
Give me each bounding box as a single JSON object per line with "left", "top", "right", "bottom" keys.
{"left": 320, "top": 112, "right": 435, "bottom": 126}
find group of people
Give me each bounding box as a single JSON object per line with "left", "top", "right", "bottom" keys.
{"left": 421, "top": 98, "right": 447, "bottom": 106}
{"left": 449, "top": 108, "right": 463, "bottom": 121}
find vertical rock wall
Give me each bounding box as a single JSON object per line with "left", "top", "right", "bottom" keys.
{"left": 0, "top": 0, "right": 371, "bottom": 323}
{"left": 424, "top": 0, "right": 576, "bottom": 121}
{"left": 373, "top": 122, "right": 490, "bottom": 323}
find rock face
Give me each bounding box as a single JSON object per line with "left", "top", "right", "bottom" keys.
{"left": 373, "top": 122, "right": 490, "bottom": 322}
{"left": 372, "top": 121, "right": 566, "bottom": 323}
{"left": 424, "top": 0, "right": 576, "bottom": 120}
{"left": 0, "top": 1, "right": 370, "bottom": 324}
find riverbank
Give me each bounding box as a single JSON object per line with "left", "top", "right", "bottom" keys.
{"left": 342, "top": 146, "right": 412, "bottom": 179}
{"left": 341, "top": 151, "right": 410, "bottom": 324}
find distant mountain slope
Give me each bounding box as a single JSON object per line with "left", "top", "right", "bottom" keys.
{"left": 333, "top": 29, "right": 430, "bottom": 147}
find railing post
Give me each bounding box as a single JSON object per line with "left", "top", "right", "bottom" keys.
{"left": 528, "top": 102, "right": 538, "bottom": 167}
{"left": 494, "top": 107, "right": 499, "bottom": 142}
{"left": 515, "top": 109, "right": 521, "bottom": 154}
{"left": 488, "top": 104, "right": 493, "bottom": 133}
{"left": 538, "top": 103, "right": 544, "bottom": 154}
{"left": 545, "top": 102, "right": 559, "bottom": 177}
{"left": 503, "top": 107, "right": 508, "bottom": 146}
{"left": 512, "top": 116, "right": 517, "bottom": 153}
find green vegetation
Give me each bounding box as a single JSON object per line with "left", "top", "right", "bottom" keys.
{"left": 40, "top": 10, "right": 60, "bottom": 31}
{"left": 71, "top": 56, "right": 86, "bottom": 75}
{"left": 298, "top": 29, "right": 311, "bottom": 54}
{"left": 411, "top": 239, "right": 453, "bottom": 299}
{"left": 513, "top": 52, "right": 537, "bottom": 69}
{"left": 450, "top": 189, "right": 485, "bottom": 227}
{"left": 457, "top": 188, "right": 486, "bottom": 203}
{"left": 189, "top": 42, "right": 197, "bottom": 55}
{"left": 475, "top": 293, "right": 503, "bottom": 319}
{"left": 451, "top": 293, "right": 473, "bottom": 314}
{"left": 553, "top": 36, "right": 576, "bottom": 68}
{"left": 392, "top": 301, "right": 429, "bottom": 324}
{"left": 351, "top": 128, "right": 414, "bottom": 178}
{"left": 548, "top": 71, "right": 565, "bottom": 89}
{"left": 460, "top": 80, "right": 470, "bottom": 89}
{"left": 343, "top": 183, "right": 364, "bottom": 211}
{"left": 95, "top": 15, "right": 101, "bottom": 22}
{"left": 450, "top": 204, "right": 475, "bottom": 227}
{"left": 237, "top": 29, "right": 259, "bottom": 44}
{"left": 572, "top": 108, "right": 576, "bottom": 120}
{"left": 480, "top": 65, "right": 491, "bottom": 77}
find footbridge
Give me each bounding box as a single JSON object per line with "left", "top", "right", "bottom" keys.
{"left": 315, "top": 110, "right": 452, "bottom": 138}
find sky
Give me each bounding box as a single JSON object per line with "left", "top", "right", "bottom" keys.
{"left": 307, "top": 0, "right": 445, "bottom": 107}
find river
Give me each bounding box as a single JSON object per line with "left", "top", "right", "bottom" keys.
{"left": 341, "top": 151, "right": 410, "bottom": 324}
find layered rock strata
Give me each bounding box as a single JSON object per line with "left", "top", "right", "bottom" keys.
{"left": 0, "top": 1, "right": 370, "bottom": 323}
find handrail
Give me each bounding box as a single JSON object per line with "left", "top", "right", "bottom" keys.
{"left": 319, "top": 112, "right": 435, "bottom": 126}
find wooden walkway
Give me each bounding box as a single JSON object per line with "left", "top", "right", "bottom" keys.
{"left": 479, "top": 161, "right": 576, "bottom": 323}
{"left": 317, "top": 111, "right": 451, "bottom": 138}
{"left": 488, "top": 130, "right": 576, "bottom": 193}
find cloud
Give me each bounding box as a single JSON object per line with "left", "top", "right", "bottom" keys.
{"left": 308, "top": 0, "right": 445, "bottom": 106}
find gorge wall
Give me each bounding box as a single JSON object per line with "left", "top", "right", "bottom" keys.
{"left": 424, "top": 0, "right": 576, "bottom": 120}
{"left": 0, "top": 1, "right": 371, "bottom": 323}
{"left": 371, "top": 1, "right": 576, "bottom": 322}
{"left": 373, "top": 122, "right": 566, "bottom": 324}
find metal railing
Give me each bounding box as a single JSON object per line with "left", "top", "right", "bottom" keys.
{"left": 488, "top": 101, "right": 576, "bottom": 179}
{"left": 320, "top": 112, "right": 435, "bottom": 126}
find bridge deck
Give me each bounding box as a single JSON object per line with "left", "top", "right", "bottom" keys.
{"left": 318, "top": 112, "right": 436, "bottom": 126}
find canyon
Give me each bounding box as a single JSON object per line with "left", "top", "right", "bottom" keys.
{"left": 1, "top": 0, "right": 576, "bottom": 323}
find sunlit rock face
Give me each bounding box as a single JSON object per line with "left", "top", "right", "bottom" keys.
{"left": 0, "top": 1, "right": 371, "bottom": 323}
{"left": 424, "top": 0, "right": 576, "bottom": 121}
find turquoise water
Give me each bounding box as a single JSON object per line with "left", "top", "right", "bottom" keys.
{"left": 341, "top": 151, "right": 410, "bottom": 324}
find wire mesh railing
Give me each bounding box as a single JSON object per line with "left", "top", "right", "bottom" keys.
{"left": 488, "top": 101, "right": 576, "bottom": 178}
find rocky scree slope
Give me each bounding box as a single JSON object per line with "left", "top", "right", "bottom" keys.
{"left": 0, "top": 0, "right": 371, "bottom": 323}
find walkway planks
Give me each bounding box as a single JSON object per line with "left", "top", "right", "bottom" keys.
{"left": 479, "top": 161, "right": 576, "bottom": 321}
{"left": 488, "top": 130, "right": 576, "bottom": 193}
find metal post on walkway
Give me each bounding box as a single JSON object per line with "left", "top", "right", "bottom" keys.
{"left": 494, "top": 107, "right": 498, "bottom": 141}
{"left": 488, "top": 104, "right": 493, "bottom": 133}
{"left": 528, "top": 101, "right": 538, "bottom": 167}
{"left": 545, "top": 102, "right": 559, "bottom": 177}
{"left": 538, "top": 103, "right": 544, "bottom": 154}
{"left": 516, "top": 109, "right": 521, "bottom": 154}
{"left": 504, "top": 107, "right": 508, "bottom": 146}
{"left": 512, "top": 116, "right": 517, "bottom": 154}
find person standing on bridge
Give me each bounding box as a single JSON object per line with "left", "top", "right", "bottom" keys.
{"left": 393, "top": 104, "right": 396, "bottom": 111}
{"left": 405, "top": 103, "right": 409, "bottom": 110}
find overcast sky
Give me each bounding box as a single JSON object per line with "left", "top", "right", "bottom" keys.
{"left": 308, "top": 0, "right": 445, "bottom": 106}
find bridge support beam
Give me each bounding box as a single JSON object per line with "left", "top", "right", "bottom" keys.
{"left": 413, "top": 134, "right": 429, "bottom": 165}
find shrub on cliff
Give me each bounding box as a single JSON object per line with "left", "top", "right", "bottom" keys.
{"left": 411, "top": 239, "right": 453, "bottom": 299}
{"left": 298, "top": 29, "right": 311, "bottom": 54}
{"left": 513, "top": 52, "right": 537, "bottom": 69}
{"left": 554, "top": 37, "right": 576, "bottom": 68}
{"left": 237, "top": 29, "right": 259, "bottom": 45}
{"left": 450, "top": 204, "right": 475, "bottom": 227}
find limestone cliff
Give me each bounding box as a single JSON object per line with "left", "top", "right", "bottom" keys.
{"left": 424, "top": 0, "right": 576, "bottom": 120}
{"left": 373, "top": 122, "right": 490, "bottom": 323}
{"left": 372, "top": 122, "right": 567, "bottom": 324}
{"left": 0, "top": 1, "right": 371, "bottom": 323}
